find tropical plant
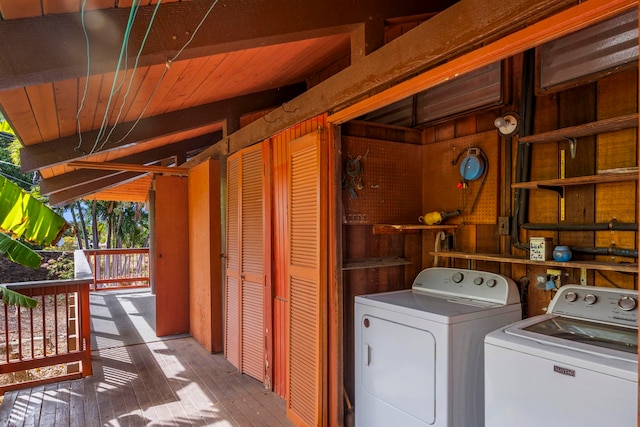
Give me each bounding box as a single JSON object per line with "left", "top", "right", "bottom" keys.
{"left": 0, "top": 174, "right": 70, "bottom": 308}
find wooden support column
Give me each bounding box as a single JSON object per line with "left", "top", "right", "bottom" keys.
{"left": 188, "top": 160, "right": 223, "bottom": 353}
{"left": 154, "top": 175, "right": 190, "bottom": 337}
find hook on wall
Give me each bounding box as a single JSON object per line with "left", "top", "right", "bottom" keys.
{"left": 564, "top": 137, "right": 577, "bottom": 159}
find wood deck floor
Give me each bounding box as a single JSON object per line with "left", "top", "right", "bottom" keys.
{"left": 0, "top": 289, "right": 294, "bottom": 427}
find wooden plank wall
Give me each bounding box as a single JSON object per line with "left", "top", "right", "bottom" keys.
{"left": 420, "top": 63, "right": 637, "bottom": 316}
{"left": 422, "top": 111, "right": 503, "bottom": 274}
{"left": 523, "top": 68, "right": 638, "bottom": 315}
{"left": 340, "top": 121, "right": 424, "bottom": 407}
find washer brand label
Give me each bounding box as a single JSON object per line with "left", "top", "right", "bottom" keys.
{"left": 553, "top": 365, "right": 575, "bottom": 377}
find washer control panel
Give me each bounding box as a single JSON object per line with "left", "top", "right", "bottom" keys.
{"left": 412, "top": 267, "right": 520, "bottom": 305}
{"left": 549, "top": 285, "right": 638, "bottom": 328}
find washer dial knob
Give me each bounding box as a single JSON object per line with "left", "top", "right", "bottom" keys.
{"left": 584, "top": 294, "right": 598, "bottom": 305}
{"left": 452, "top": 272, "right": 464, "bottom": 283}
{"left": 617, "top": 296, "right": 637, "bottom": 311}
{"left": 474, "top": 277, "right": 484, "bottom": 286}
{"left": 564, "top": 291, "right": 578, "bottom": 302}
{"left": 486, "top": 279, "right": 497, "bottom": 288}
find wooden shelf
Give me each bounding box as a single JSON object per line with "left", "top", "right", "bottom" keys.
{"left": 429, "top": 251, "right": 637, "bottom": 273}
{"left": 342, "top": 257, "right": 411, "bottom": 271}
{"left": 518, "top": 113, "right": 638, "bottom": 144}
{"left": 511, "top": 170, "right": 638, "bottom": 191}
{"left": 372, "top": 224, "right": 458, "bottom": 234}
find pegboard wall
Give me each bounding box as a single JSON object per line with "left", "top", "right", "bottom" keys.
{"left": 423, "top": 131, "right": 499, "bottom": 224}
{"left": 342, "top": 137, "right": 422, "bottom": 225}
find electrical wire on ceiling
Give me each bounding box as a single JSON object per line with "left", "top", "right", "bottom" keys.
{"left": 75, "top": 0, "right": 139, "bottom": 152}
{"left": 108, "top": 0, "right": 221, "bottom": 148}
{"left": 98, "top": 0, "right": 164, "bottom": 150}
{"left": 73, "top": 0, "right": 221, "bottom": 156}
{"left": 74, "top": 0, "right": 93, "bottom": 152}
{"left": 89, "top": 0, "right": 142, "bottom": 154}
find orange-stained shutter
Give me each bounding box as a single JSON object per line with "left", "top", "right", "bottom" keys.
{"left": 225, "top": 153, "right": 241, "bottom": 369}
{"left": 240, "top": 144, "right": 266, "bottom": 381}
{"left": 225, "top": 143, "right": 269, "bottom": 382}
{"left": 286, "top": 131, "right": 327, "bottom": 426}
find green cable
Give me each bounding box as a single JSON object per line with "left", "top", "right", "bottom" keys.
{"left": 100, "top": 0, "right": 164, "bottom": 149}
{"left": 90, "top": 0, "right": 141, "bottom": 153}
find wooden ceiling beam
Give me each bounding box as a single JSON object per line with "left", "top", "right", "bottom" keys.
{"left": 20, "top": 84, "right": 303, "bottom": 172}
{"left": 328, "top": 0, "right": 638, "bottom": 123}
{"left": 0, "top": 0, "right": 455, "bottom": 90}
{"left": 69, "top": 161, "right": 189, "bottom": 176}
{"left": 48, "top": 171, "right": 145, "bottom": 207}
{"left": 186, "top": 0, "right": 634, "bottom": 165}
{"left": 39, "top": 132, "right": 219, "bottom": 195}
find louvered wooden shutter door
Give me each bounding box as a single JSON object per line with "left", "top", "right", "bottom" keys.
{"left": 225, "top": 154, "right": 241, "bottom": 369}
{"left": 287, "top": 132, "right": 326, "bottom": 426}
{"left": 240, "top": 145, "right": 265, "bottom": 381}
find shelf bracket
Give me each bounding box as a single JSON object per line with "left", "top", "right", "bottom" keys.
{"left": 564, "top": 137, "right": 577, "bottom": 159}
{"left": 537, "top": 185, "right": 564, "bottom": 196}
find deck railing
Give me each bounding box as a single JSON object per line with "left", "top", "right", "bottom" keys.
{"left": 82, "top": 248, "right": 150, "bottom": 291}
{"left": 0, "top": 278, "right": 93, "bottom": 394}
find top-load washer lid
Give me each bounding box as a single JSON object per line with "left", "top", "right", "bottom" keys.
{"left": 522, "top": 316, "right": 637, "bottom": 354}
{"left": 502, "top": 285, "right": 638, "bottom": 363}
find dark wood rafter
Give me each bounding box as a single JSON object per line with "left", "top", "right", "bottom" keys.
{"left": 69, "top": 161, "right": 189, "bottom": 176}
{"left": 39, "top": 133, "right": 220, "bottom": 195}
{"left": 20, "top": 84, "right": 305, "bottom": 172}
{"left": 185, "top": 0, "right": 592, "bottom": 166}
{"left": 48, "top": 171, "right": 146, "bottom": 207}
{"left": 0, "top": 0, "right": 456, "bottom": 91}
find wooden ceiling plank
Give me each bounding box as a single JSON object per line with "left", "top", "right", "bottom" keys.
{"left": 169, "top": 54, "right": 228, "bottom": 110}
{"left": 106, "top": 67, "right": 141, "bottom": 127}
{"left": 160, "top": 56, "right": 213, "bottom": 113}
{"left": 91, "top": 71, "right": 120, "bottom": 132}
{"left": 200, "top": 49, "right": 264, "bottom": 102}
{"left": 49, "top": 171, "right": 146, "bottom": 206}
{"left": 53, "top": 80, "right": 80, "bottom": 138}
{"left": 85, "top": 0, "right": 116, "bottom": 11}
{"left": 0, "top": 0, "right": 456, "bottom": 90}
{"left": 86, "top": 175, "right": 153, "bottom": 204}
{"left": 40, "top": 132, "right": 220, "bottom": 195}
{"left": 0, "top": 0, "right": 41, "bottom": 19}
{"left": 76, "top": 74, "right": 105, "bottom": 144}
{"left": 20, "top": 84, "right": 305, "bottom": 172}
{"left": 26, "top": 83, "right": 60, "bottom": 142}
{"left": 121, "top": 65, "right": 165, "bottom": 123}
{"left": 0, "top": 88, "right": 42, "bottom": 145}
{"left": 149, "top": 59, "right": 197, "bottom": 116}
{"left": 42, "top": 0, "right": 81, "bottom": 15}
{"left": 167, "top": 55, "right": 226, "bottom": 110}
{"left": 144, "top": 60, "right": 191, "bottom": 117}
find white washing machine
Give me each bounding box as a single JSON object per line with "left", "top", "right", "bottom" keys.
{"left": 485, "top": 285, "right": 638, "bottom": 427}
{"left": 354, "top": 267, "right": 521, "bottom": 427}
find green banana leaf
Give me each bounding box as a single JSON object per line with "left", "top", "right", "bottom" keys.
{"left": 0, "top": 232, "right": 41, "bottom": 268}
{"left": 0, "top": 285, "right": 38, "bottom": 308}
{"left": 0, "top": 175, "right": 69, "bottom": 246}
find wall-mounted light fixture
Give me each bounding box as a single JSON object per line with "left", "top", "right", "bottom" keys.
{"left": 494, "top": 113, "right": 519, "bottom": 136}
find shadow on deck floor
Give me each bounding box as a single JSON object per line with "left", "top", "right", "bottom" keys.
{"left": 0, "top": 289, "right": 293, "bottom": 427}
